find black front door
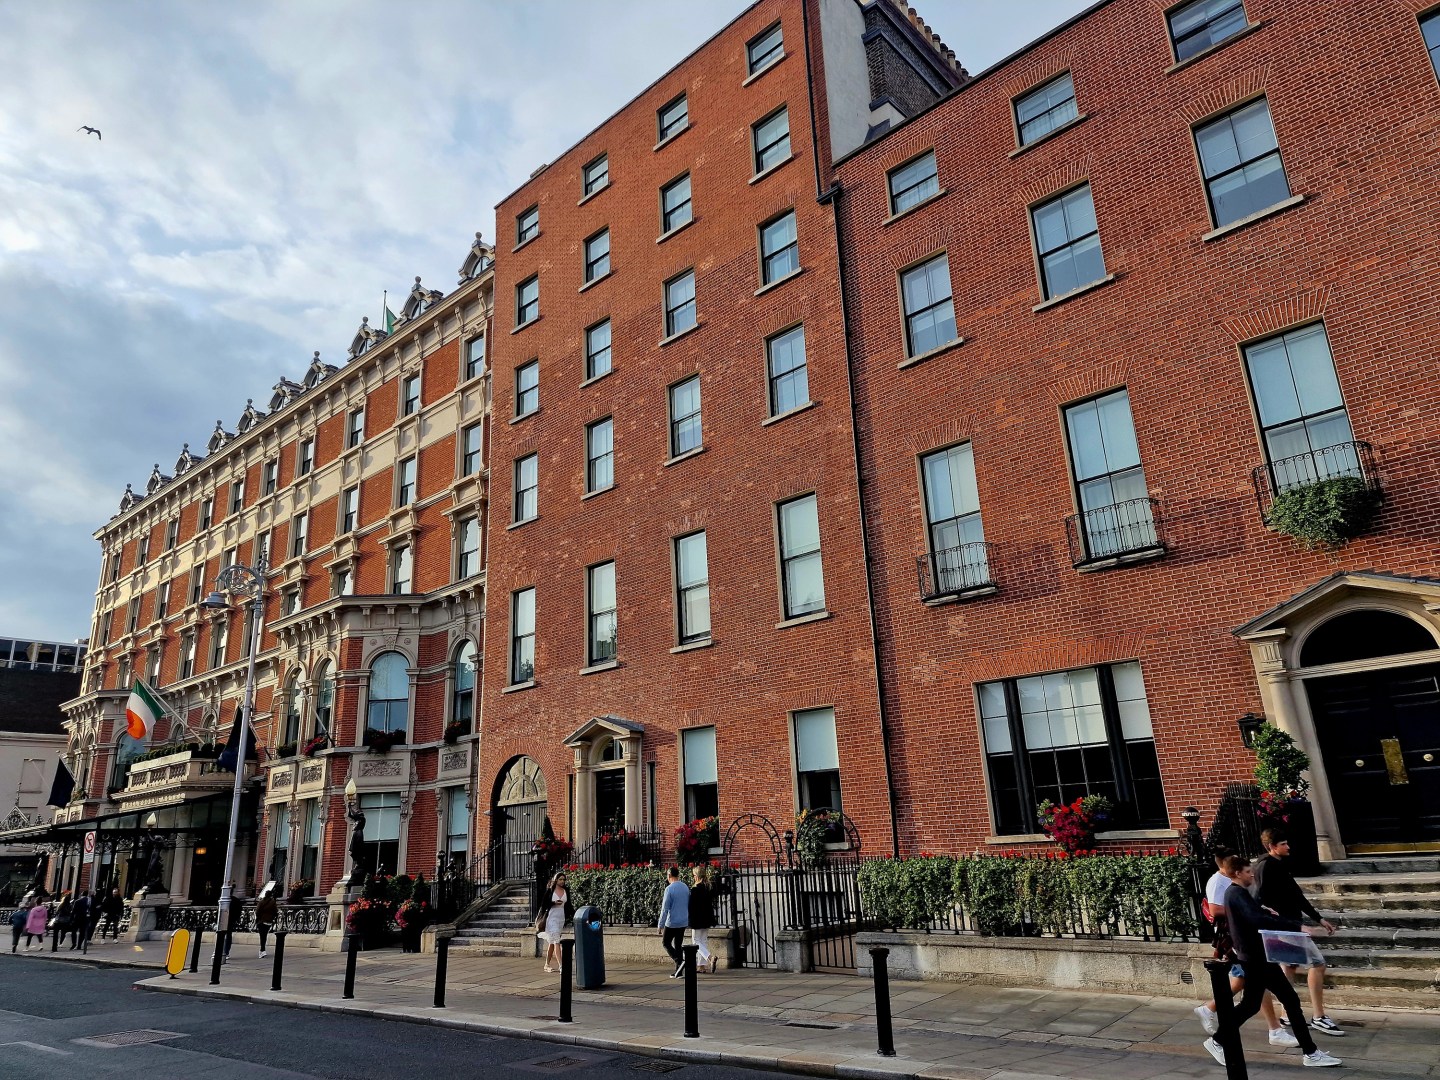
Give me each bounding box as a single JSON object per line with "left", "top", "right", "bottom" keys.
{"left": 496, "top": 799, "right": 546, "bottom": 879}
{"left": 1307, "top": 663, "right": 1440, "bottom": 849}
{"left": 595, "top": 769, "right": 626, "bottom": 833}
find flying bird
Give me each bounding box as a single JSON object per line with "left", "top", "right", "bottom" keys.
{"left": 77, "top": 126, "right": 101, "bottom": 140}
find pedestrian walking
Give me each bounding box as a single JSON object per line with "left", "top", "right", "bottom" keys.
{"left": 9, "top": 899, "right": 30, "bottom": 952}
{"left": 689, "top": 866, "right": 717, "bottom": 973}
{"left": 52, "top": 892, "right": 74, "bottom": 945}
{"left": 99, "top": 888, "right": 123, "bottom": 939}
{"left": 534, "top": 871, "right": 572, "bottom": 973}
{"left": 1203, "top": 856, "right": 1341, "bottom": 1069}
{"left": 24, "top": 896, "right": 49, "bottom": 949}
{"left": 1254, "top": 828, "right": 1344, "bottom": 1037}
{"left": 657, "top": 865, "right": 690, "bottom": 978}
{"left": 1195, "top": 853, "right": 1289, "bottom": 1045}
{"left": 255, "top": 885, "right": 279, "bottom": 959}
{"left": 69, "top": 891, "right": 92, "bottom": 950}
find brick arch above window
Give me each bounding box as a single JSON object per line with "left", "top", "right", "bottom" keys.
{"left": 1174, "top": 64, "right": 1272, "bottom": 125}
{"left": 765, "top": 468, "right": 825, "bottom": 503}
{"left": 885, "top": 230, "right": 959, "bottom": 270}
{"left": 1001, "top": 49, "right": 1077, "bottom": 99}
{"left": 905, "top": 415, "right": 977, "bottom": 456}
{"left": 1046, "top": 358, "right": 1133, "bottom": 406}
{"left": 965, "top": 633, "right": 1154, "bottom": 685}
{"left": 1015, "top": 155, "right": 1095, "bottom": 208}
{"left": 1220, "top": 285, "right": 1335, "bottom": 343}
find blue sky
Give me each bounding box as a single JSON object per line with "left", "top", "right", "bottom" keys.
{"left": 0, "top": 0, "right": 1091, "bottom": 642}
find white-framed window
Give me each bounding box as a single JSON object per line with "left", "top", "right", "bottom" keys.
{"left": 341, "top": 486, "right": 359, "bottom": 534}
{"left": 900, "top": 253, "right": 957, "bottom": 357}
{"left": 582, "top": 153, "right": 609, "bottom": 196}
{"left": 332, "top": 565, "right": 354, "bottom": 597}
{"left": 661, "top": 173, "right": 692, "bottom": 233}
{"left": 199, "top": 496, "right": 214, "bottom": 531}
{"left": 401, "top": 373, "right": 420, "bottom": 416}
{"left": 920, "top": 443, "right": 990, "bottom": 593}
{"left": 1015, "top": 73, "right": 1078, "bottom": 146}
{"left": 262, "top": 460, "right": 278, "bottom": 495}
{"left": 516, "top": 275, "right": 539, "bottom": 326}
{"left": 289, "top": 512, "right": 308, "bottom": 559}
{"left": 682, "top": 726, "right": 719, "bottom": 821}
{"left": 313, "top": 660, "right": 335, "bottom": 735}
{"left": 510, "top": 587, "right": 535, "bottom": 684}
{"left": 283, "top": 585, "right": 302, "bottom": 617}
{"left": 229, "top": 479, "right": 245, "bottom": 516}
{"left": 366, "top": 651, "right": 409, "bottom": 740}
{"left": 457, "top": 517, "right": 481, "bottom": 579}
{"left": 297, "top": 437, "right": 315, "bottom": 477}
{"left": 1194, "top": 97, "right": 1290, "bottom": 228}
{"left": 777, "top": 493, "right": 824, "bottom": 619}
{"left": 887, "top": 151, "right": 939, "bottom": 215}
{"left": 165, "top": 518, "right": 180, "bottom": 550}
{"left": 146, "top": 645, "right": 162, "bottom": 685}
{"left": 658, "top": 93, "right": 688, "bottom": 141}
{"left": 587, "top": 561, "right": 617, "bottom": 666}
{"left": 452, "top": 641, "right": 476, "bottom": 735}
{"left": 664, "top": 270, "right": 696, "bottom": 337}
{"left": 390, "top": 544, "right": 412, "bottom": 594}
{"left": 513, "top": 454, "right": 538, "bottom": 523}
{"left": 1064, "top": 389, "right": 1158, "bottom": 560}
{"left": 347, "top": 407, "right": 365, "bottom": 449}
{"left": 515, "top": 359, "right": 539, "bottom": 416}
{"left": 668, "top": 375, "right": 701, "bottom": 457}
{"left": 674, "top": 530, "right": 710, "bottom": 644}
{"left": 1032, "top": 184, "right": 1105, "bottom": 300}
{"left": 766, "top": 324, "right": 808, "bottom": 417}
{"left": 136, "top": 535, "right": 149, "bottom": 566}
{"left": 586, "top": 319, "right": 612, "bottom": 380}
{"left": 188, "top": 566, "right": 205, "bottom": 606}
{"left": 209, "top": 619, "right": 228, "bottom": 670}
{"left": 752, "top": 106, "right": 790, "bottom": 173}
{"left": 126, "top": 598, "right": 141, "bottom": 634}
{"left": 155, "top": 580, "right": 170, "bottom": 620}
{"left": 586, "top": 417, "right": 614, "bottom": 493}
{"left": 584, "top": 228, "right": 611, "bottom": 282}
{"left": 462, "top": 423, "right": 483, "bottom": 475}
{"left": 180, "top": 631, "right": 196, "bottom": 680}
{"left": 397, "top": 456, "right": 416, "bottom": 506}
{"left": 793, "top": 707, "right": 841, "bottom": 813}
{"left": 746, "top": 22, "right": 784, "bottom": 74}
{"left": 464, "top": 335, "right": 485, "bottom": 381}
{"left": 759, "top": 210, "right": 799, "bottom": 285}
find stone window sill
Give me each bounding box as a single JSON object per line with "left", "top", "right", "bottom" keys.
{"left": 749, "top": 153, "right": 797, "bottom": 186}
{"left": 578, "top": 182, "right": 610, "bottom": 207}
{"left": 505, "top": 516, "right": 537, "bottom": 532}
{"left": 755, "top": 267, "right": 803, "bottom": 298}
{"left": 578, "top": 271, "right": 611, "bottom": 294}
{"left": 986, "top": 833, "right": 1050, "bottom": 846}
{"left": 579, "top": 660, "right": 619, "bottom": 676}
{"left": 511, "top": 315, "right": 540, "bottom": 335}
{"left": 1032, "top": 273, "right": 1116, "bottom": 313}
{"left": 658, "top": 321, "right": 701, "bottom": 348}
{"left": 1202, "top": 195, "right": 1306, "bottom": 242}
{"left": 761, "top": 400, "right": 817, "bottom": 427}
{"left": 580, "top": 368, "right": 614, "bottom": 389}
{"left": 923, "top": 584, "right": 999, "bottom": 606}
{"left": 509, "top": 407, "right": 539, "bottom": 426}
{"left": 512, "top": 233, "right": 540, "bottom": 254}
{"left": 1009, "top": 113, "right": 1091, "bottom": 159}
{"left": 657, "top": 218, "right": 695, "bottom": 245}
{"left": 883, "top": 188, "right": 949, "bottom": 226}
{"left": 500, "top": 680, "right": 536, "bottom": 694}
{"left": 897, "top": 336, "right": 965, "bottom": 370}
{"left": 654, "top": 123, "right": 691, "bottom": 152}
{"left": 670, "top": 638, "right": 714, "bottom": 654}
{"left": 775, "top": 610, "right": 831, "bottom": 630}
{"left": 742, "top": 52, "right": 787, "bottom": 87}
{"left": 665, "top": 445, "right": 705, "bottom": 468}
{"left": 1165, "top": 22, "right": 1264, "bottom": 75}
{"left": 1096, "top": 829, "right": 1179, "bottom": 841}
{"left": 581, "top": 484, "right": 614, "bottom": 502}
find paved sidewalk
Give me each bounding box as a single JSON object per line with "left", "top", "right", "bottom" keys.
{"left": 8, "top": 939, "right": 1438, "bottom": 1079}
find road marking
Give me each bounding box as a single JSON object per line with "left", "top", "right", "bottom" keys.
{"left": 0, "top": 1041, "right": 72, "bottom": 1055}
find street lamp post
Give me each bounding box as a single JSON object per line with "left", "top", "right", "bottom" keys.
{"left": 199, "top": 548, "right": 268, "bottom": 957}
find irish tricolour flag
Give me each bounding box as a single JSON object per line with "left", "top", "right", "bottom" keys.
{"left": 125, "top": 680, "right": 164, "bottom": 740}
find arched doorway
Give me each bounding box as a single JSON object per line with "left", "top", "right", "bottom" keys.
{"left": 1301, "top": 610, "right": 1440, "bottom": 850}
{"left": 491, "top": 756, "right": 547, "bottom": 879}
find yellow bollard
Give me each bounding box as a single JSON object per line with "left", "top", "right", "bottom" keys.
{"left": 166, "top": 928, "right": 191, "bottom": 979}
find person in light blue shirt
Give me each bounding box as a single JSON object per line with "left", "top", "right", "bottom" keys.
{"left": 656, "top": 866, "right": 690, "bottom": 977}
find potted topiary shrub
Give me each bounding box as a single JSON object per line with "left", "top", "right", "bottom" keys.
{"left": 1252, "top": 724, "right": 1319, "bottom": 874}
{"left": 1267, "top": 475, "right": 1380, "bottom": 549}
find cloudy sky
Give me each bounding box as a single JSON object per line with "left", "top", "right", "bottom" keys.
{"left": 0, "top": 0, "right": 1090, "bottom": 643}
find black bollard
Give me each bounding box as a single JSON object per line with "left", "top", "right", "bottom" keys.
{"left": 271, "top": 931, "right": 287, "bottom": 992}
{"left": 557, "top": 939, "right": 574, "bottom": 1023}
{"left": 190, "top": 927, "right": 205, "bottom": 974}
{"left": 209, "top": 930, "right": 226, "bottom": 986}
{"left": 1205, "top": 960, "right": 1248, "bottom": 1080}
{"left": 342, "top": 935, "right": 359, "bottom": 999}
{"left": 869, "top": 947, "right": 896, "bottom": 1057}
{"left": 433, "top": 937, "right": 449, "bottom": 1009}
{"left": 682, "top": 943, "right": 699, "bottom": 1038}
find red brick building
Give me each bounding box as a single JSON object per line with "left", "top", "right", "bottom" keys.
{"left": 56, "top": 241, "right": 494, "bottom": 902}
{"left": 835, "top": 0, "right": 1440, "bottom": 858}
{"left": 479, "top": 0, "right": 962, "bottom": 858}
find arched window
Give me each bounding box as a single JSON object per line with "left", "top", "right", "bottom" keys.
{"left": 281, "top": 671, "right": 301, "bottom": 747}
{"left": 1299, "top": 609, "right": 1438, "bottom": 668}
{"left": 596, "top": 737, "right": 623, "bottom": 763}
{"left": 313, "top": 661, "right": 334, "bottom": 738}
{"left": 452, "top": 641, "right": 476, "bottom": 737}
{"left": 366, "top": 652, "right": 408, "bottom": 741}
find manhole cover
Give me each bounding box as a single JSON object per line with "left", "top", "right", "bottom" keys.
{"left": 632, "top": 1062, "right": 684, "bottom": 1073}
{"left": 73, "top": 1029, "right": 186, "bottom": 1048}
{"left": 511, "top": 1049, "right": 614, "bottom": 1073}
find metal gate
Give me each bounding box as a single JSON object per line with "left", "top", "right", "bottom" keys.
{"left": 718, "top": 812, "right": 863, "bottom": 973}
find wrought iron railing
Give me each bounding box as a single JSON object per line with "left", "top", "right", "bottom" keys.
{"left": 1251, "top": 440, "right": 1378, "bottom": 519}
{"left": 155, "top": 901, "right": 328, "bottom": 935}
{"left": 1065, "top": 497, "right": 1165, "bottom": 567}
{"left": 916, "top": 542, "right": 996, "bottom": 601}
{"left": 569, "top": 827, "right": 666, "bottom": 869}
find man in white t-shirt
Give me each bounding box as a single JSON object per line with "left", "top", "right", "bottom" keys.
{"left": 1194, "top": 852, "right": 1291, "bottom": 1045}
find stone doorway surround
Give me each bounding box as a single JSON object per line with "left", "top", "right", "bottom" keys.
{"left": 1234, "top": 571, "right": 1440, "bottom": 860}
{"left": 563, "top": 715, "right": 643, "bottom": 842}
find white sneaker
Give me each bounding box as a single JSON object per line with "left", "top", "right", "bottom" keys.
{"left": 1204, "top": 1038, "right": 1225, "bottom": 1066}
{"left": 1194, "top": 1005, "right": 1219, "bottom": 1035}
{"left": 1303, "top": 1050, "right": 1342, "bottom": 1067}
{"left": 259, "top": 951, "right": 267, "bottom": 959}
{"left": 1269, "top": 1028, "right": 1300, "bottom": 1047}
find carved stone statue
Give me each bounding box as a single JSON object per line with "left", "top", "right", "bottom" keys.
{"left": 142, "top": 836, "right": 167, "bottom": 893}
{"left": 346, "top": 804, "right": 372, "bottom": 885}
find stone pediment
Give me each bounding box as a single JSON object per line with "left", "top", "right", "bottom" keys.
{"left": 563, "top": 714, "right": 643, "bottom": 747}
{"left": 1234, "top": 571, "right": 1440, "bottom": 640}
{"left": 402, "top": 276, "right": 444, "bottom": 320}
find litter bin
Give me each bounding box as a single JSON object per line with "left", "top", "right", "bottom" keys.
{"left": 574, "top": 905, "right": 606, "bottom": 989}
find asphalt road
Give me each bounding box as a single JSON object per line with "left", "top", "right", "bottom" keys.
{"left": 0, "top": 955, "right": 791, "bottom": 1080}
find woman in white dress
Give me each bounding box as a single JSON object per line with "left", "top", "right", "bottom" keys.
{"left": 535, "top": 871, "right": 571, "bottom": 973}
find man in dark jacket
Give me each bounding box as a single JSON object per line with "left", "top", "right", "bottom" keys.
{"left": 1204, "top": 857, "right": 1340, "bottom": 1069}
{"left": 69, "top": 892, "right": 91, "bottom": 950}
{"left": 1254, "top": 828, "right": 1343, "bottom": 1036}
{"left": 99, "top": 888, "right": 124, "bottom": 939}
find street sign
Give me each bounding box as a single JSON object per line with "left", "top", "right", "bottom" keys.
{"left": 83, "top": 830, "right": 96, "bottom": 865}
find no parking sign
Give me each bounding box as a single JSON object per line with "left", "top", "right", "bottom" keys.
{"left": 83, "top": 830, "right": 96, "bottom": 865}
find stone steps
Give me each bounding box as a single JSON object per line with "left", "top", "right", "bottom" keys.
{"left": 1316, "top": 926, "right": 1440, "bottom": 950}
{"left": 448, "top": 884, "right": 534, "bottom": 957}
{"left": 1301, "top": 872, "right": 1440, "bottom": 896}
{"left": 1321, "top": 946, "right": 1440, "bottom": 971}
{"left": 1311, "top": 857, "right": 1440, "bottom": 876}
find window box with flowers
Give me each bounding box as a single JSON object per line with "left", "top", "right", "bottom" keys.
{"left": 286, "top": 878, "right": 315, "bottom": 904}
{"left": 794, "top": 808, "right": 843, "bottom": 867}
{"left": 1036, "top": 795, "right": 1113, "bottom": 853}
{"left": 274, "top": 741, "right": 298, "bottom": 760}
{"left": 443, "top": 719, "right": 471, "bottom": 745}
{"left": 364, "top": 728, "right": 406, "bottom": 754}
{"left": 302, "top": 734, "right": 328, "bottom": 758}
{"left": 674, "top": 815, "right": 719, "bottom": 865}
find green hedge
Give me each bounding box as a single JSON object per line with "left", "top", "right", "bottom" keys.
{"left": 859, "top": 854, "right": 1198, "bottom": 940}
{"left": 564, "top": 866, "right": 669, "bottom": 926}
